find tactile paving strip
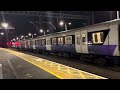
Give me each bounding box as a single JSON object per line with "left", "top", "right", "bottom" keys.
{"left": 1, "top": 48, "right": 107, "bottom": 79}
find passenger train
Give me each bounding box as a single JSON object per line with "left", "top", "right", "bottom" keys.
{"left": 14, "top": 19, "right": 120, "bottom": 66}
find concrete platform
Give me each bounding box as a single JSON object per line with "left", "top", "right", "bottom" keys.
{"left": 0, "top": 64, "right": 3, "bottom": 79}
{"left": 0, "top": 48, "right": 57, "bottom": 79}
{"left": 0, "top": 48, "right": 107, "bottom": 79}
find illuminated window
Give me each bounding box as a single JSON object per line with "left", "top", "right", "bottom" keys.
{"left": 37, "top": 40, "right": 41, "bottom": 45}
{"left": 52, "top": 38, "right": 57, "bottom": 45}
{"left": 33, "top": 40, "right": 35, "bottom": 45}
{"left": 65, "top": 36, "right": 72, "bottom": 44}
{"left": 58, "top": 37, "right": 63, "bottom": 45}
{"left": 36, "top": 40, "right": 38, "bottom": 45}
{"left": 92, "top": 32, "right": 103, "bottom": 44}
{"left": 42, "top": 39, "right": 46, "bottom": 45}
{"left": 30, "top": 41, "right": 33, "bottom": 45}
{"left": 77, "top": 35, "right": 80, "bottom": 45}
{"left": 82, "top": 34, "right": 86, "bottom": 42}
{"left": 47, "top": 40, "right": 51, "bottom": 45}
{"left": 94, "top": 33, "right": 98, "bottom": 42}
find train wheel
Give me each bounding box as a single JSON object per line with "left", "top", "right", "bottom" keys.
{"left": 94, "top": 58, "right": 106, "bottom": 66}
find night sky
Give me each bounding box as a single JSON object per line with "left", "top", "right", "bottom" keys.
{"left": 0, "top": 11, "right": 118, "bottom": 41}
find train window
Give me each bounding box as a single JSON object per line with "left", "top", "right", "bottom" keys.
{"left": 82, "top": 34, "right": 86, "bottom": 42}
{"left": 28, "top": 41, "right": 30, "bottom": 46}
{"left": 30, "top": 41, "right": 32, "bottom": 45}
{"left": 58, "top": 37, "right": 63, "bottom": 45}
{"left": 32, "top": 41, "right": 33, "bottom": 45}
{"left": 36, "top": 40, "right": 38, "bottom": 45}
{"left": 77, "top": 35, "right": 80, "bottom": 45}
{"left": 35, "top": 40, "right": 36, "bottom": 45}
{"left": 52, "top": 38, "right": 57, "bottom": 45}
{"left": 100, "top": 32, "right": 103, "bottom": 42}
{"left": 41, "top": 39, "right": 46, "bottom": 45}
{"left": 33, "top": 40, "right": 35, "bottom": 45}
{"left": 65, "top": 36, "right": 72, "bottom": 44}
{"left": 38, "top": 40, "right": 41, "bottom": 45}
{"left": 92, "top": 32, "right": 103, "bottom": 44}
{"left": 95, "top": 33, "right": 98, "bottom": 42}
{"left": 47, "top": 40, "right": 51, "bottom": 45}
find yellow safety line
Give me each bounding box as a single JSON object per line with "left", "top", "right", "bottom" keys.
{"left": 3, "top": 49, "right": 63, "bottom": 79}
{"left": 79, "top": 72, "right": 86, "bottom": 79}
{"left": 1, "top": 48, "right": 107, "bottom": 79}
{"left": 58, "top": 64, "right": 61, "bottom": 70}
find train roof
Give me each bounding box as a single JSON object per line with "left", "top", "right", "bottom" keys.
{"left": 26, "top": 19, "right": 120, "bottom": 40}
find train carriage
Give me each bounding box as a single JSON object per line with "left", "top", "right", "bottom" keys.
{"left": 15, "top": 19, "right": 120, "bottom": 65}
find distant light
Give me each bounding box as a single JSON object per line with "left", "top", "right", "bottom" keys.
{"left": 68, "top": 22, "right": 71, "bottom": 25}
{"left": 13, "top": 39, "right": 16, "bottom": 41}
{"left": 1, "top": 22, "right": 9, "bottom": 29}
{"left": 59, "top": 21, "right": 64, "bottom": 26}
{"left": 11, "top": 40, "right": 13, "bottom": 41}
{"left": 40, "top": 29, "right": 43, "bottom": 33}
{"left": 16, "top": 37, "right": 19, "bottom": 40}
{"left": 46, "top": 30, "right": 49, "bottom": 32}
{"left": 34, "top": 33, "right": 36, "bottom": 35}
{"left": 1, "top": 32, "right": 4, "bottom": 35}
{"left": 21, "top": 36, "right": 24, "bottom": 38}
{"left": 26, "top": 36, "right": 28, "bottom": 38}
{"left": 28, "top": 33, "right": 32, "bottom": 36}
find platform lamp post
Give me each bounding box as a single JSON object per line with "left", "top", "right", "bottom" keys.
{"left": 40, "top": 29, "right": 45, "bottom": 35}
{"left": 117, "top": 11, "right": 119, "bottom": 19}
{"left": 59, "top": 20, "right": 71, "bottom": 31}
{"left": 0, "top": 22, "right": 15, "bottom": 48}
{"left": 26, "top": 35, "right": 28, "bottom": 38}
{"left": 39, "top": 29, "right": 49, "bottom": 36}
{"left": 28, "top": 33, "right": 33, "bottom": 39}
{"left": 1, "top": 22, "right": 9, "bottom": 42}
{"left": 0, "top": 32, "right": 4, "bottom": 47}
{"left": 21, "top": 36, "right": 25, "bottom": 40}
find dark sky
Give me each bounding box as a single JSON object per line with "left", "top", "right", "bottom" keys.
{"left": 0, "top": 11, "right": 118, "bottom": 41}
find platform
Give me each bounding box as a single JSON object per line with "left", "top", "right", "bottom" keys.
{"left": 0, "top": 48, "right": 107, "bottom": 79}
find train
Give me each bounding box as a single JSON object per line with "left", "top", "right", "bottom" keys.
{"left": 13, "top": 19, "right": 120, "bottom": 66}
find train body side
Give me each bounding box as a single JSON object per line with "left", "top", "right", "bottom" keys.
{"left": 15, "top": 19, "right": 120, "bottom": 58}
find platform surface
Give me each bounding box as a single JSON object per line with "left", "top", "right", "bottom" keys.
{"left": 0, "top": 48, "right": 107, "bottom": 79}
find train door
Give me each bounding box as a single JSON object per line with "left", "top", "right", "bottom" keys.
{"left": 75, "top": 32, "right": 82, "bottom": 53}
{"left": 28, "top": 40, "right": 30, "bottom": 49}
{"left": 24, "top": 41, "right": 27, "bottom": 49}
{"left": 81, "top": 30, "right": 89, "bottom": 54}
{"left": 46, "top": 37, "right": 51, "bottom": 51}
{"left": 33, "top": 40, "right": 36, "bottom": 50}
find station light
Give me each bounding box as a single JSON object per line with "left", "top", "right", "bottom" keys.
{"left": 59, "top": 20, "right": 72, "bottom": 31}
{"left": 16, "top": 37, "right": 19, "bottom": 40}
{"left": 0, "top": 32, "right": 4, "bottom": 35}
{"left": 68, "top": 22, "right": 71, "bottom": 25}
{"left": 13, "top": 38, "right": 16, "bottom": 41}
{"left": 1, "top": 22, "right": 9, "bottom": 29}
{"left": 46, "top": 30, "right": 49, "bottom": 32}
{"left": 40, "top": 29, "right": 43, "bottom": 33}
{"left": 59, "top": 21, "right": 64, "bottom": 26}
{"left": 21, "top": 36, "right": 24, "bottom": 39}
{"left": 34, "top": 33, "right": 36, "bottom": 35}
{"left": 28, "top": 33, "right": 32, "bottom": 36}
